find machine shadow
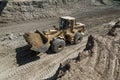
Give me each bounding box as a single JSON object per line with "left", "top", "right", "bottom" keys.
{"left": 15, "top": 45, "right": 40, "bottom": 66}
{"left": 0, "top": 0, "right": 8, "bottom": 15}
{"left": 15, "top": 42, "right": 73, "bottom": 65}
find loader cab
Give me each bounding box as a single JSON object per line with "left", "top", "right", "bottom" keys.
{"left": 59, "top": 16, "right": 75, "bottom": 31}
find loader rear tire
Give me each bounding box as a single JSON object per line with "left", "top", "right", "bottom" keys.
{"left": 74, "top": 32, "right": 83, "bottom": 44}
{"left": 51, "top": 39, "right": 65, "bottom": 53}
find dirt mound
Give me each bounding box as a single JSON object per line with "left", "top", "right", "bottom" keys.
{"left": 107, "top": 18, "right": 120, "bottom": 36}
{"left": 50, "top": 23, "right": 120, "bottom": 80}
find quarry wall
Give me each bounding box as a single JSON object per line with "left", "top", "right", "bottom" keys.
{"left": 0, "top": 0, "right": 115, "bottom": 23}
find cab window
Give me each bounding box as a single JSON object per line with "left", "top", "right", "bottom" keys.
{"left": 60, "top": 19, "right": 72, "bottom": 29}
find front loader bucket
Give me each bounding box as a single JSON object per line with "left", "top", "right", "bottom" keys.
{"left": 23, "top": 32, "right": 49, "bottom": 52}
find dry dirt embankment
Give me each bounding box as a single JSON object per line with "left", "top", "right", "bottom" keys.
{"left": 0, "top": 0, "right": 119, "bottom": 24}
{"left": 50, "top": 21, "right": 120, "bottom": 80}
{"left": 0, "top": 0, "right": 88, "bottom": 23}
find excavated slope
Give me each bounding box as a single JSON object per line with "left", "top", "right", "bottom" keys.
{"left": 51, "top": 25, "right": 120, "bottom": 80}
{"left": 0, "top": 0, "right": 118, "bottom": 23}
{"left": 0, "top": 0, "right": 89, "bottom": 23}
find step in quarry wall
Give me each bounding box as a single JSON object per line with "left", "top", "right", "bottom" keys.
{"left": 0, "top": 0, "right": 82, "bottom": 23}
{"left": 0, "top": 0, "right": 114, "bottom": 23}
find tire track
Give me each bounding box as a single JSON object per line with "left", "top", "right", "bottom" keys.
{"left": 0, "top": 20, "right": 58, "bottom": 76}
{"left": 0, "top": 37, "right": 87, "bottom": 80}
{"left": 34, "top": 42, "right": 86, "bottom": 80}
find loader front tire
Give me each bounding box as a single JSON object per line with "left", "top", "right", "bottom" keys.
{"left": 74, "top": 32, "right": 83, "bottom": 44}
{"left": 51, "top": 39, "right": 65, "bottom": 53}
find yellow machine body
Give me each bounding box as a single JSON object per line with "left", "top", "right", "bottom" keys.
{"left": 24, "top": 16, "right": 85, "bottom": 52}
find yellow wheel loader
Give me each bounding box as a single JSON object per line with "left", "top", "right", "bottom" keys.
{"left": 24, "top": 16, "right": 85, "bottom": 53}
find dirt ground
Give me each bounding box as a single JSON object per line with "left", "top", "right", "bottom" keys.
{"left": 52, "top": 24, "right": 120, "bottom": 80}
{"left": 0, "top": 0, "right": 120, "bottom": 80}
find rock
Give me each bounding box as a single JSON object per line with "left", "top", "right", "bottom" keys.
{"left": 6, "top": 33, "right": 16, "bottom": 40}
{"left": 19, "top": 33, "right": 24, "bottom": 36}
